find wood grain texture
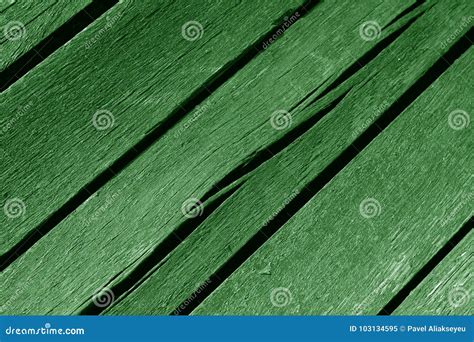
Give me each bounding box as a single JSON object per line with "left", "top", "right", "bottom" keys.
{"left": 106, "top": 0, "right": 473, "bottom": 315}
{"left": 0, "top": 0, "right": 307, "bottom": 256}
{"left": 0, "top": 0, "right": 419, "bottom": 314}
{"left": 394, "top": 230, "right": 472, "bottom": 315}
{"left": 0, "top": 0, "right": 92, "bottom": 71}
{"left": 191, "top": 48, "right": 473, "bottom": 314}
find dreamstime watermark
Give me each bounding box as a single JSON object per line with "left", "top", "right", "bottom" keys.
{"left": 92, "top": 287, "right": 115, "bottom": 308}
{"left": 351, "top": 100, "right": 389, "bottom": 140}
{"left": 262, "top": 12, "right": 301, "bottom": 49}
{"left": 181, "top": 197, "right": 204, "bottom": 218}
{"left": 174, "top": 100, "right": 213, "bottom": 137}
{"left": 448, "top": 286, "right": 470, "bottom": 308}
{"left": 263, "top": 190, "right": 299, "bottom": 226}
{"left": 448, "top": 109, "right": 470, "bottom": 130}
{"left": 359, "top": 197, "right": 382, "bottom": 219}
{"left": 5, "top": 323, "right": 85, "bottom": 336}
{"left": 359, "top": 21, "right": 381, "bottom": 41}
{"left": 270, "top": 109, "right": 292, "bottom": 130}
{"left": 83, "top": 191, "right": 121, "bottom": 226}
{"left": 84, "top": 7, "right": 126, "bottom": 49}
{"left": 173, "top": 279, "right": 212, "bottom": 314}
{"left": 0, "top": 100, "right": 34, "bottom": 136}
{"left": 270, "top": 287, "right": 292, "bottom": 307}
{"left": 440, "top": 16, "right": 473, "bottom": 50}
{"left": 3, "top": 198, "right": 26, "bottom": 219}
{"left": 3, "top": 21, "right": 26, "bottom": 41}
{"left": 181, "top": 21, "right": 204, "bottom": 41}
{"left": 92, "top": 109, "right": 115, "bottom": 131}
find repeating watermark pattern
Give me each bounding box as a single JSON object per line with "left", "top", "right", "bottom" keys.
{"left": 448, "top": 109, "right": 470, "bottom": 130}
{"left": 92, "top": 287, "right": 115, "bottom": 308}
{"left": 92, "top": 109, "right": 115, "bottom": 131}
{"left": 351, "top": 100, "right": 389, "bottom": 140}
{"left": 440, "top": 16, "right": 473, "bottom": 50}
{"left": 83, "top": 191, "right": 121, "bottom": 226}
{"left": 3, "top": 198, "right": 26, "bottom": 219}
{"left": 359, "top": 21, "right": 381, "bottom": 41}
{"left": 448, "top": 286, "right": 470, "bottom": 308}
{"left": 270, "top": 109, "right": 292, "bottom": 130}
{"left": 270, "top": 287, "right": 292, "bottom": 307}
{"left": 181, "top": 21, "right": 204, "bottom": 41}
{"left": 359, "top": 197, "right": 382, "bottom": 219}
{"left": 173, "top": 279, "right": 212, "bottom": 315}
{"left": 0, "top": 100, "right": 34, "bottom": 136}
{"left": 84, "top": 3, "right": 127, "bottom": 49}
{"left": 263, "top": 190, "right": 298, "bottom": 226}
{"left": 181, "top": 197, "right": 204, "bottom": 218}
{"left": 3, "top": 21, "right": 26, "bottom": 41}
{"left": 262, "top": 12, "right": 301, "bottom": 49}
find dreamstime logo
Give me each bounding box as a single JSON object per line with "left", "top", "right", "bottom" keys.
{"left": 359, "top": 198, "right": 381, "bottom": 218}
{"left": 92, "top": 287, "right": 115, "bottom": 308}
{"left": 3, "top": 198, "right": 26, "bottom": 219}
{"left": 448, "top": 109, "right": 469, "bottom": 130}
{"left": 359, "top": 21, "right": 381, "bottom": 41}
{"left": 448, "top": 286, "right": 470, "bottom": 308}
{"left": 270, "top": 287, "right": 292, "bottom": 307}
{"left": 270, "top": 110, "right": 292, "bottom": 130}
{"left": 92, "top": 109, "right": 115, "bottom": 131}
{"left": 3, "top": 21, "right": 26, "bottom": 41}
{"left": 181, "top": 197, "right": 203, "bottom": 218}
{"left": 181, "top": 21, "right": 203, "bottom": 41}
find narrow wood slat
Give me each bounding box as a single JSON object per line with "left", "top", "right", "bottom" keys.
{"left": 0, "top": 0, "right": 307, "bottom": 255}
{"left": 0, "top": 0, "right": 92, "bottom": 71}
{"left": 394, "top": 230, "right": 472, "bottom": 315}
{"left": 106, "top": 0, "right": 473, "bottom": 314}
{"left": 191, "top": 49, "right": 473, "bottom": 314}
{"left": 0, "top": 0, "right": 418, "bottom": 314}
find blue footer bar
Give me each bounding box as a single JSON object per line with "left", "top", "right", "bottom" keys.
{"left": 1, "top": 316, "right": 472, "bottom": 341}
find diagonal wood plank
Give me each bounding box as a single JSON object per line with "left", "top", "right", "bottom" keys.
{"left": 190, "top": 48, "right": 473, "bottom": 314}
{"left": 0, "top": 0, "right": 420, "bottom": 314}
{"left": 0, "top": 0, "right": 93, "bottom": 72}
{"left": 106, "top": 0, "right": 473, "bottom": 315}
{"left": 0, "top": 0, "right": 309, "bottom": 257}
{"left": 394, "top": 229, "right": 472, "bottom": 315}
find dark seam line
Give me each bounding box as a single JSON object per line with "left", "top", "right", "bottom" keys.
{"left": 79, "top": 182, "right": 243, "bottom": 315}
{"left": 378, "top": 216, "right": 473, "bottom": 315}
{"left": 170, "top": 30, "right": 473, "bottom": 315}
{"left": 0, "top": 0, "right": 119, "bottom": 92}
{"left": 0, "top": 0, "right": 321, "bottom": 271}
{"left": 309, "top": 8, "right": 427, "bottom": 106}
{"left": 201, "top": 89, "right": 350, "bottom": 203}
{"left": 201, "top": 5, "right": 427, "bottom": 203}
{"left": 383, "top": 0, "right": 426, "bottom": 30}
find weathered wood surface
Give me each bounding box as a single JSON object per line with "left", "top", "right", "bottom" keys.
{"left": 395, "top": 230, "right": 472, "bottom": 315}
{"left": 0, "top": 0, "right": 92, "bottom": 72}
{"left": 0, "top": 0, "right": 472, "bottom": 316}
{"left": 107, "top": 0, "right": 473, "bottom": 315}
{"left": 0, "top": 0, "right": 307, "bottom": 257}
{"left": 191, "top": 48, "right": 473, "bottom": 314}
{"left": 0, "top": 0, "right": 422, "bottom": 314}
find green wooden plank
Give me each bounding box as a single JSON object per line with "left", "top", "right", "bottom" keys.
{"left": 394, "top": 230, "right": 472, "bottom": 315}
{"left": 191, "top": 49, "right": 473, "bottom": 314}
{"left": 0, "top": 0, "right": 92, "bottom": 71}
{"left": 106, "top": 0, "right": 473, "bottom": 315}
{"left": 0, "top": 0, "right": 307, "bottom": 255}
{"left": 0, "top": 0, "right": 418, "bottom": 314}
